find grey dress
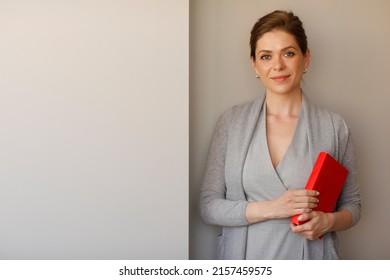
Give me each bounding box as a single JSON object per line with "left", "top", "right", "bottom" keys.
{"left": 243, "top": 102, "right": 311, "bottom": 259}
{"left": 200, "top": 93, "right": 361, "bottom": 259}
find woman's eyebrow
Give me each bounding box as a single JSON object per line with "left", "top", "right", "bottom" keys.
{"left": 257, "top": 46, "right": 297, "bottom": 55}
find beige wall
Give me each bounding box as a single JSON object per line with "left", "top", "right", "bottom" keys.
{"left": 190, "top": 0, "right": 390, "bottom": 259}
{"left": 0, "top": 0, "right": 188, "bottom": 259}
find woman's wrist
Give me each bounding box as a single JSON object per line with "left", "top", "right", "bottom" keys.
{"left": 246, "top": 201, "right": 273, "bottom": 224}
{"left": 324, "top": 212, "right": 336, "bottom": 233}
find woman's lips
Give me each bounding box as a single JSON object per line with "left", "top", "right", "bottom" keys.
{"left": 271, "top": 75, "right": 290, "bottom": 82}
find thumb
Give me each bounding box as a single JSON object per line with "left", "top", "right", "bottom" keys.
{"left": 297, "top": 211, "right": 314, "bottom": 222}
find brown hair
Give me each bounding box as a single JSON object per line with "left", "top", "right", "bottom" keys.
{"left": 250, "top": 10, "right": 308, "bottom": 60}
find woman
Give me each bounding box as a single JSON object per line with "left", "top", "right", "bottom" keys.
{"left": 200, "top": 10, "right": 361, "bottom": 260}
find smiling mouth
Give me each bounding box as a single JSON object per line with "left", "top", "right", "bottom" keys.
{"left": 271, "top": 75, "right": 290, "bottom": 82}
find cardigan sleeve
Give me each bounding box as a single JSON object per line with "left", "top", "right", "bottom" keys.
{"left": 199, "top": 109, "right": 249, "bottom": 227}
{"left": 332, "top": 113, "right": 362, "bottom": 227}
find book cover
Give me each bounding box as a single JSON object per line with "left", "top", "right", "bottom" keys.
{"left": 291, "top": 152, "right": 348, "bottom": 226}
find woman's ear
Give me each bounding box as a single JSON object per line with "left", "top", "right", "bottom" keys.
{"left": 251, "top": 57, "right": 260, "bottom": 78}
{"left": 304, "top": 48, "right": 311, "bottom": 71}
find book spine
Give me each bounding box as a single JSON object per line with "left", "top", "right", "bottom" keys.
{"left": 305, "top": 152, "right": 326, "bottom": 190}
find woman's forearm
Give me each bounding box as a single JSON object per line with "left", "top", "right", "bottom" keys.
{"left": 327, "top": 208, "right": 353, "bottom": 232}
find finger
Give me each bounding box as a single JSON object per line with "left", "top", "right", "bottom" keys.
{"left": 291, "top": 223, "right": 320, "bottom": 240}
{"left": 292, "top": 189, "right": 320, "bottom": 197}
{"left": 290, "top": 189, "right": 310, "bottom": 196}
{"left": 293, "top": 196, "right": 319, "bottom": 205}
{"left": 294, "top": 201, "right": 318, "bottom": 209}
{"left": 306, "top": 190, "right": 320, "bottom": 196}
{"left": 291, "top": 207, "right": 312, "bottom": 218}
{"left": 290, "top": 223, "right": 307, "bottom": 234}
{"left": 297, "top": 215, "right": 308, "bottom": 223}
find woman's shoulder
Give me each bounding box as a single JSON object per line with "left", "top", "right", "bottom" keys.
{"left": 304, "top": 94, "right": 349, "bottom": 135}
{"left": 318, "top": 105, "right": 350, "bottom": 136}
{"left": 329, "top": 110, "right": 348, "bottom": 128}
{"left": 221, "top": 96, "right": 264, "bottom": 122}
{"left": 212, "top": 97, "right": 264, "bottom": 138}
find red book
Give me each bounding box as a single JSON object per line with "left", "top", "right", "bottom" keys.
{"left": 291, "top": 152, "right": 348, "bottom": 226}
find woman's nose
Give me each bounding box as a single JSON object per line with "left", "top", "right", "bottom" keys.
{"left": 273, "top": 56, "right": 286, "bottom": 71}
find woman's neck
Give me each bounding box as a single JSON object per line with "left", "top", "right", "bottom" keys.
{"left": 265, "top": 90, "right": 302, "bottom": 118}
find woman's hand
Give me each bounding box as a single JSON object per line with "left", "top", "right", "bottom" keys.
{"left": 290, "top": 211, "right": 334, "bottom": 240}
{"left": 290, "top": 209, "right": 353, "bottom": 240}
{"left": 246, "top": 189, "right": 319, "bottom": 224}
{"left": 268, "top": 189, "right": 320, "bottom": 219}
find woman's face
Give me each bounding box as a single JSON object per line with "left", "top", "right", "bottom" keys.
{"left": 252, "top": 30, "right": 310, "bottom": 97}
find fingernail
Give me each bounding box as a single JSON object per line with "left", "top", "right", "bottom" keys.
{"left": 316, "top": 191, "right": 320, "bottom": 196}
{"left": 297, "top": 215, "right": 303, "bottom": 221}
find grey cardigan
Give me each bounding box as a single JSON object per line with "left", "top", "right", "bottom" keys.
{"left": 200, "top": 93, "right": 361, "bottom": 259}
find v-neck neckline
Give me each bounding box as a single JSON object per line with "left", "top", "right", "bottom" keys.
{"left": 263, "top": 101, "right": 304, "bottom": 174}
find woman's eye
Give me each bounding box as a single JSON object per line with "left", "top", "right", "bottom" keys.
{"left": 260, "top": 55, "right": 271, "bottom": 60}
{"left": 284, "top": 51, "right": 295, "bottom": 57}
